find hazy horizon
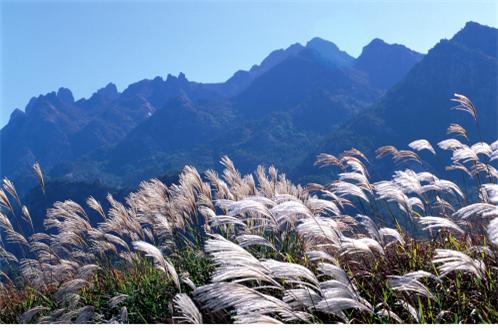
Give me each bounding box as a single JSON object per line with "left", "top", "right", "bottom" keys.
{"left": 1, "top": 0, "right": 497, "bottom": 126}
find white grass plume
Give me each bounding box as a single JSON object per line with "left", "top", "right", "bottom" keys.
{"left": 132, "top": 241, "right": 180, "bottom": 289}
{"left": 3, "top": 178, "right": 21, "bottom": 207}
{"left": 417, "top": 216, "right": 464, "bottom": 235}
{"left": 109, "top": 294, "right": 129, "bottom": 308}
{"left": 261, "top": 259, "right": 319, "bottom": 289}
{"left": 487, "top": 217, "right": 498, "bottom": 246}
{"left": 21, "top": 306, "right": 49, "bottom": 323}
{"left": 451, "top": 93, "right": 478, "bottom": 120}
{"left": 33, "top": 162, "right": 45, "bottom": 193}
{"left": 447, "top": 123, "right": 468, "bottom": 139}
{"left": 409, "top": 139, "right": 436, "bottom": 154}
{"left": 204, "top": 234, "right": 277, "bottom": 286}
{"left": 196, "top": 282, "right": 311, "bottom": 323}
{"left": 173, "top": 293, "right": 203, "bottom": 324}
{"left": 236, "top": 234, "right": 275, "bottom": 250}
{"left": 388, "top": 274, "right": 434, "bottom": 299}
{"left": 0, "top": 189, "right": 13, "bottom": 215}
{"left": 432, "top": 249, "right": 486, "bottom": 279}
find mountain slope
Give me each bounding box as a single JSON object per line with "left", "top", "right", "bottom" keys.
{"left": 65, "top": 38, "right": 423, "bottom": 185}
{"left": 354, "top": 38, "right": 423, "bottom": 89}
{"left": 296, "top": 21, "right": 498, "bottom": 182}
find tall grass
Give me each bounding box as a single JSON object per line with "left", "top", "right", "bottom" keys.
{"left": 0, "top": 94, "right": 497, "bottom": 324}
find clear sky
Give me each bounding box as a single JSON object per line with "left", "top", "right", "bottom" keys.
{"left": 1, "top": 0, "right": 497, "bottom": 126}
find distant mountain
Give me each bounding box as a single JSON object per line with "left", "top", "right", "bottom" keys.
{"left": 296, "top": 21, "right": 498, "bottom": 182}
{"left": 354, "top": 38, "right": 424, "bottom": 89}
{"left": 53, "top": 37, "right": 409, "bottom": 185}
{"left": 306, "top": 37, "right": 355, "bottom": 68}
{"left": 2, "top": 31, "right": 429, "bottom": 191}
{"left": 202, "top": 43, "right": 306, "bottom": 97}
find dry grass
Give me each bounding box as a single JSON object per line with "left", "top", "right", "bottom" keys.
{"left": 0, "top": 94, "right": 497, "bottom": 324}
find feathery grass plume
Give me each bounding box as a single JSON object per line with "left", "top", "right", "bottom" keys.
{"left": 375, "top": 308, "right": 403, "bottom": 323}
{"left": 314, "top": 153, "right": 340, "bottom": 168}
{"left": 32, "top": 162, "right": 45, "bottom": 193}
{"left": 409, "top": 139, "right": 436, "bottom": 154}
{"left": 208, "top": 214, "right": 247, "bottom": 228}
{"left": 446, "top": 163, "right": 472, "bottom": 177}
{"left": 0, "top": 245, "right": 18, "bottom": 263}
{"left": 236, "top": 234, "right": 275, "bottom": 250}
{"left": 21, "top": 306, "right": 50, "bottom": 323}
{"left": 316, "top": 263, "right": 350, "bottom": 285}
{"left": 73, "top": 305, "right": 95, "bottom": 323}
{"left": 87, "top": 196, "right": 106, "bottom": 220}
{"left": 451, "top": 145, "right": 479, "bottom": 164}
{"left": 193, "top": 282, "right": 310, "bottom": 323}
{"left": 338, "top": 171, "right": 370, "bottom": 188}
{"left": 373, "top": 180, "right": 406, "bottom": 204}
{"left": 452, "top": 203, "right": 497, "bottom": 220}
{"left": 357, "top": 214, "right": 382, "bottom": 241}
{"left": 0, "top": 189, "right": 14, "bottom": 215}
{"left": 204, "top": 234, "right": 278, "bottom": 286}
{"left": 340, "top": 156, "right": 369, "bottom": 177}
{"left": 438, "top": 138, "right": 465, "bottom": 151}
{"left": 474, "top": 163, "right": 498, "bottom": 179}
{"left": 77, "top": 264, "right": 100, "bottom": 280}
{"left": 181, "top": 273, "right": 197, "bottom": 291}
{"left": 21, "top": 205, "right": 34, "bottom": 231}
{"left": 115, "top": 306, "right": 127, "bottom": 324}
{"left": 0, "top": 211, "right": 13, "bottom": 231}
{"left": 306, "top": 251, "right": 339, "bottom": 265}
{"left": 396, "top": 300, "right": 420, "bottom": 323}
{"left": 375, "top": 145, "right": 398, "bottom": 159}
{"left": 388, "top": 274, "right": 434, "bottom": 299}
{"left": 132, "top": 241, "right": 180, "bottom": 290}
{"left": 432, "top": 179, "right": 465, "bottom": 199}
{"left": 315, "top": 297, "right": 372, "bottom": 318}
{"left": 340, "top": 236, "right": 385, "bottom": 256}
{"left": 315, "top": 265, "right": 373, "bottom": 319}
{"left": 3, "top": 178, "right": 21, "bottom": 207}
{"left": 403, "top": 270, "right": 440, "bottom": 281}
{"left": 417, "top": 216, "right": 464, "bottom": 235}
{"left": 235, "top": 314, "right": 284, "bottom": 324}
{"left": 471, "top": 142, "right": 493, "bottom": 157}
{"left": 451, "top": 93, "right": 478, "bottom": 120}
{"left": 173, "top": 293, "right": 203, "bottom": 324}
{"left": 296, "top": 217, "right": 341, "bottom": 247}
{"left": 283, "top": 288, "right": 322, "bottom": 310}
{"left": 447, "top": 123, "right": 468, "bottom": 139}
{"left": 491, "top": 148, "right": 498, "bottom": 162}
{"left": 109, "top": 294, "right": 129, "bottom": 309}
{"left": 487, "top": 217, "right": 498, "bottom": 246}
{"left": 432, "top": 249, "right": 486, "bottom": 279}
{"left": 340, "top": 148, "right": 369, "bottom": 163}
{"left": 261, "top": 259, "right": 320, "bottom": 289}
{"left": 392, "top": 150, "right": 422, "bottom": 165}
{"left": 216, "top": 197, "right": 274, "bottom": 219}
{"left": 329, "top": 181, "right": 369, "bottom": 203}
{"left": 270, "top": 200, "right": 314, "bottom": 225}
{"left": 104, "top": 233, "right": 130, "bottom": 251}
{"left": 5, "top": 229, "right": 29, "bottom": 247}
{"left": 55, "top": 278, "right": 89, "bottom": 301}
{"left": 205, "top": 169, "right": 234, "bottom": 200}
{"left": 306, "top": 197, "right": 341, "bottom": 216}
{"left": 378, "top": 227, "right": 405, "bottom": 246}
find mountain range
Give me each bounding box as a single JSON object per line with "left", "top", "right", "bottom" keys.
{"left": 1, "top": 21, "right": 496, "bottom": 195}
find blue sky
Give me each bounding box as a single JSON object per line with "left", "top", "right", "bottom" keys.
{"left": 1, "top": 0, "right": 497, "bottom": 126}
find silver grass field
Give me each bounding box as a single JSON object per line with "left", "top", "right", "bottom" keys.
{"left": 0, "top": 94, "right": 498, "bottom": 324}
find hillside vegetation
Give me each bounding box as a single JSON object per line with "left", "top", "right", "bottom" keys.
{"left": 1, "top": 95, "right": 498, "bottom": 324}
